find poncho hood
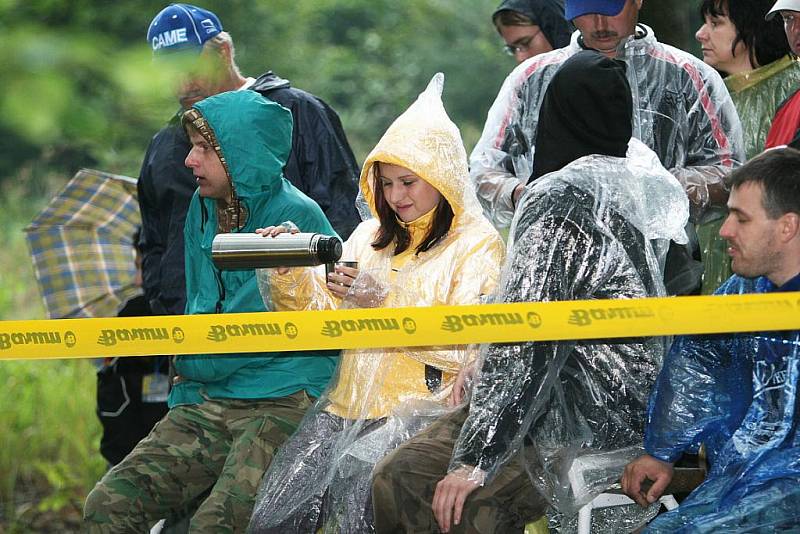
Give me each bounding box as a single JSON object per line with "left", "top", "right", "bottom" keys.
{"left": 190, "top": 90, "right": 292, "bottom": 200}
{"left": 531, "top": 138, "right": 690, "bottom": 245}
{"left": 359, "top": 74, "right": 483, "bottom": 222}
{"left": 493, "top": 0, "right": 572, "bottom": 49}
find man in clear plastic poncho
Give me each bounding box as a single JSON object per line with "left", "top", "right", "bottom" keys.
{"left": 622, "top": 147, "right": 800, "bottom": 532}
{"left": 371, "top": 51, "right": 690, "bottom": 534}
{"left": 247, "top": 74, "right": 505, "bottom": 533}
{"left": 473, "top": 0, "right": 744, "bottom": 295}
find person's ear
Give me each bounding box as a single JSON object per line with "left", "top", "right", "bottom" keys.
{"left": 779, "top": 212, "right": 800, "bottom": 243}
{"left": 217, "top": 40, "right": 233, "bottom": 66}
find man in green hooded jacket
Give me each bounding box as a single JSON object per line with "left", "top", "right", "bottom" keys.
{"left": 83, "top": 90, "right": 338, "bottom": 533}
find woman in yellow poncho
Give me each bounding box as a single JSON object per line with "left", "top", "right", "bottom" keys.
{"left": 247, "top": 73, "right": 505, "bottom": 534}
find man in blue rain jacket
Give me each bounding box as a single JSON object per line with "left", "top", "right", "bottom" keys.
{"left": 622, "top": 147, "right": 800, "bottom": 532}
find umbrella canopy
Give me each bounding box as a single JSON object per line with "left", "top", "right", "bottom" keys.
{"left": 25, "top": 168, "right": 142, "bottom": 319}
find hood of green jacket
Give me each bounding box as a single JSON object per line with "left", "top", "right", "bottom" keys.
{"left": 192, "top": 90, "right": 292, "bottom": 200}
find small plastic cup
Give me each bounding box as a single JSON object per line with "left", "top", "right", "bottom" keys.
{"left": 326, "top": 260, "right": 358, "bottom": 283}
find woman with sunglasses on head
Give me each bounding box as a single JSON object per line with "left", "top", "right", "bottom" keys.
{"left": 248, "top": 73, "right": 505, "bottom": 534}
{"left": 694, "top": 0, "right": 800, "bottom": 294}
{"left": 696, "top": 0, "right": 799, "bottom": 157}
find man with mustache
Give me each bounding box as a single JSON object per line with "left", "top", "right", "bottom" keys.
{"left": 471, "top": 0, "right": 744, "bottom": 295}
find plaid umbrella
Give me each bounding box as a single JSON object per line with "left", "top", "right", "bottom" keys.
{"left": 25, "top": 168, "right": 142, "bottom": 319}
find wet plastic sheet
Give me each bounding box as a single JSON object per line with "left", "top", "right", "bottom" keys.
{"left": 248, "top": 74, "right": 505, "bottom": 533}
{"left": 644, "top": 275, "right": 800, "bottom": 532}
{"left": 447, "top": 139, "right": 689, "bottom": 528}
{"left": 470, "top": 24, "right": 743, "bottom": 228}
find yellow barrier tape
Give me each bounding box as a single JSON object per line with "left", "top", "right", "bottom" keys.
{"left": 1, "top": 292, "right": 799, "bottom": 361}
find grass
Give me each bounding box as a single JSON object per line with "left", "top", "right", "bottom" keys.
{"left": 0, "top": 175, "right": 106, "bottom": 532}
{"left": 0, "top": 360, "right": 106, "bottom": 531}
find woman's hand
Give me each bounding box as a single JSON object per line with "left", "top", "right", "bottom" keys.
{"left": 327, "top": 267, "right": 386, "bottom": 307}
{"left": 326, "top": 265, "right": 358, "bottom": 297}
{"left": 448, "top": 361, "right": 477, "bottom": 407}
{"left": 255, "top": 225, "right": 299, "bottom": 274}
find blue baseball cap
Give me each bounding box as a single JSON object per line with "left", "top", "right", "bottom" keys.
{"left": 147, "top": 4, "right": 223, "bottom": 54}
{"left": 565, "top": 0, "right": 627, "bottom": 19}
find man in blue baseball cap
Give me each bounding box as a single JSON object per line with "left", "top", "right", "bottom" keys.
{"left": 136, "top": 3, "right": 361, "bottom": 319}
{"left": 564, "top": 0, "right": 638, "bottom": 54}
{"left": 470, "top": 0, "right": 745, "bottom": 297}
{"left": 565, "top": 0, "right": 626, "bottom": 18}
{"left": 147, "top": 3, "right": 222, "bottom": 55}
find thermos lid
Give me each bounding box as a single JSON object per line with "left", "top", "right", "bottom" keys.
{"left": 317, "top": 235, "right": 343, "bottom": 263}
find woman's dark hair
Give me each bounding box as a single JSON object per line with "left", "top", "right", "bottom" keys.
{"left": 700, "top": 0, "right": 791, "bottom": 69}
{"left": 370, "top": 163, "right": 455, "bottom": 256}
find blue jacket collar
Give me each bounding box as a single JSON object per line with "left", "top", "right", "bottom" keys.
{"left": 757, "top": 272, "right": 800, "bottom": 293}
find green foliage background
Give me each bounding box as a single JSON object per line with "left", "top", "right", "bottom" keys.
{"left": 0, "top": 0, "right": 699, "bottom": 530}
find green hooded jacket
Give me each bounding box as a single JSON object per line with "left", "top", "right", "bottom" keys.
{"left": 171, "top": 90, "right": 338, "bottom": 408}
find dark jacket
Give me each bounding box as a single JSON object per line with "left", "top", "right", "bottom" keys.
{"left": 97, "top": 294, "right": 169, "bottom": 465}
{"left": 452, "top": 142, "right": 689, "bottom": 512}
{"left": 137, "top": 71, "right": 360, "bottom": 315}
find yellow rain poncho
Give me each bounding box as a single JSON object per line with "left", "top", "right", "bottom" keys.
{"left": 249, "top": 73, "right": 505, "bottom": 534}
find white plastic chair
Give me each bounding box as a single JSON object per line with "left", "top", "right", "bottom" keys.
{"left": 576, "top": 491, "right": 678, "bottom": 534}
{"left": 568, "top": 452, "right": 683, "bottom": 534}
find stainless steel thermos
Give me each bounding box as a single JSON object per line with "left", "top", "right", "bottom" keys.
{"left": 211, "top": 232, "right": 342, "bottom": 270}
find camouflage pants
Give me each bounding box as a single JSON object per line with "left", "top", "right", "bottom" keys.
{"left": 372, "top": 406, "right": 547, "bottom": 534}
{"left": 83, "top": 391, "right": 313, "bottom": 533}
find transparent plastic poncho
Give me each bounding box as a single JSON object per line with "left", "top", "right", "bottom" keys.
{"left": 449, "top": 139, "right": 690, "bottom": 527}
{"left": 247, "top": 74, "right": 505, "bottom": 533}
{"left": 643, "top": 274, "right": 800, "bottom": 532}
{"left": 470, "top": 24, "right": 744, "bottom": 228}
